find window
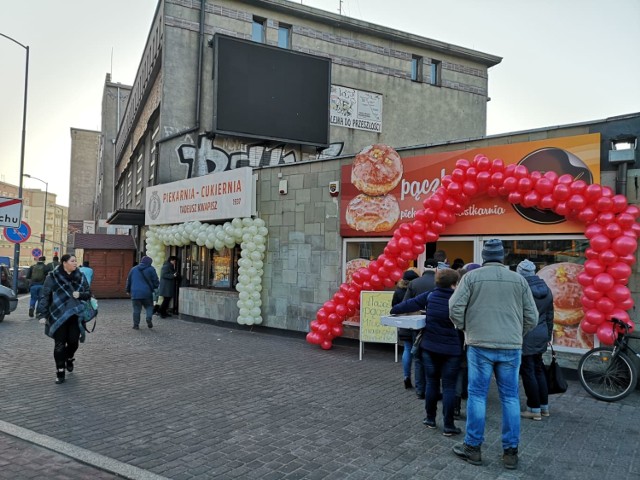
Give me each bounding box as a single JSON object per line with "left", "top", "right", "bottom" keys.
{"left": 278, "top": 24, "right": 291, "bottom": 48}
{"left": 252, "top": 17, "right": 266, "bottom": 43}
{"left": 411, "top": 55, "right": 423, "bottom": 82}
{"left": 185, "top": 242, "right": 241, "bottom": 290}
{"left": 429, "top": 59, "right": 442, "bottom": 86}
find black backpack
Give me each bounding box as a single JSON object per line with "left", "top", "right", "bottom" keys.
{"left": 31, "top": 263, "right": 47, "bottom": 283}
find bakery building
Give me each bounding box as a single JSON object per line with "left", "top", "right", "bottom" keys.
{"left": 106, "top": 0, "right": 639, "bottom": 358}
{"left": 108, "top": 1, "right": 500, "bottom": 328}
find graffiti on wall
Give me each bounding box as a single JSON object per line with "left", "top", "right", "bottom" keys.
{"left": 175, "top": 133, "right": 344, "bottom": 178}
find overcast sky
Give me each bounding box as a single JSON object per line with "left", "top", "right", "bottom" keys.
{"left": 1, "top": 0, "right": 639, "bottom": 207}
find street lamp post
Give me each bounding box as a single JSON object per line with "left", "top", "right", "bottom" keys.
{"left": 1, "top": 32, "right": 29, "bottom": 293}
{"left": 23, "top": 174, "right": 48, "bottom": 255}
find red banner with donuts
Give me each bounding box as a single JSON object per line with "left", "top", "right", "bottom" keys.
{"left": 340, "top": 133, "right": 601, "bottom": 236}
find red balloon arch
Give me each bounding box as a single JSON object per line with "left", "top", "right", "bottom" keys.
{"left": 307, "top": 154, "right": 639, "bottom": 350}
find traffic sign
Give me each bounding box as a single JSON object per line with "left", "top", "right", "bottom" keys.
{"left": 3, "top": 221, "right": 31, "bottom": 244}
{"left": 0, "top": 196, "right": 22, "bottom": 228}
{"left": 31, "top": 248, "right": 42, "bottom": 258}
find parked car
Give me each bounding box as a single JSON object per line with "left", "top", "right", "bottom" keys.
{"left": 0, "top": 283, "right": 18, "bottom": 322}
{"left": 17, "top": 266, "right": 30, "bottom": 293}
{"left": 0, "top": 265, "right": 12, "bottom": 289}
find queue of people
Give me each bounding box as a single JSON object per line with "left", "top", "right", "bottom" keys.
{"left": 390, "top": 239, "right": 553, "bottom": 470}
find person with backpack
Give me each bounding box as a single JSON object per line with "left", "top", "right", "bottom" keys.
{"left": 26, "top": 256, "right": 51, "bottom": 318}
{"left": 126, "top": 256, "right": 160, "bottom": 329}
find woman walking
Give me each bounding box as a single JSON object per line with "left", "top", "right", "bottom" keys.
{"left": 37, "top": 254, "right": 92, "bottom": 384}
{"left": 392, "top": 269, "right": 419, "bottom": 389}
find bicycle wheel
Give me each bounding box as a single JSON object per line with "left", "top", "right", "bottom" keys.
{"left": 578, "top": 347, "right": 638, "bottom": 402}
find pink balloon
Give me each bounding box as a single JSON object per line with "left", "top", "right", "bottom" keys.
{"left": 476, "top": 171, "right": 491, "bottom": 190}
{"left": 595, "top": 196, "right": 614, "bottom": 212}
{"left": 618, "top": 296, "right": 634, "bottom": 310}
{"left": 554, "top": 202, "right": 568, "bottom": 216}
{"left": 451, "top": 168, "right": 466, "bottom": 182}
{"left": 508, "top": 192, "right": 523, "bottom": 205}
{"left": 580, "top": 320, "right": 599, "bottom": 334}
{"left": 606, "top": 284, "right": 630, "bottom": 302}
{"left": 595, "top": 297, "right": 616, "bottom": 314}
{"left": 370, "top": 274, "right": 382, "bottom": 286}
{"left": 427, "top": 194, "right": 444, "bottom": 210}
{"left": 584, "top": 184, "right": 603, "bottom": 202}
{"left": 577, "top": 206, "right": 598, "bottom": 223}
{"left": 327, "top": 313, "right": 341, "bottom": 325}
{"left": 584, "top": 260, "right": 605, "bottom": 276}
{"left": 463, "top": 180, "right": 479, "bottom": 196}
{"left": 332, "top": 325, "right": 344, "bottom": 337}
{"left": 535, "top": 177, "right": 554, "bottom": 195}
{"left": 320, "top": 339, "right": 333, "bottom": 350}
{"left": 581, "top": 296, "right": 596, "bottom": 309}
{"left": 609, "top": 309, "right": 631, "bottom": 324}
{"left": 616, "top": 213, "right": 635, "bottom": 228}
{"left": 310, "top": 320, "right": 321, "bottom": 332}
{"left": 389, "top": 268, "right": 403, "bottom": 282}
{"left": 611, "top": 235, "right": 637, "bottom": 256}
{"left": 577, "top": 272, "right": 594, "bottom": 287}
{"left": 517, "top": 177, "right": 533, "bottom": 193}
{"left": 585, "top": 224, "right": 604, "bottom": 238}
{"left": 383, "top": 277, "right": 395, "bottom": 288}
{"left": 431, "top": 221, "right": 445, "bottom": 233}
{"left": 567, "top": 194, "right": 587, "bottom": 211}
{"left": 625, "top": 204, "right": 640, "bottom": 218}
{"left": 611, "top": 195, "right": 628, "bottom": 213}
{"left": 514, "top": 165, "right": 529, "bottom": 178}
{"left": 596, "top": 322, "right": 616, "bottom": 345}
{"left": 412, "top": 243, "right": 425, "bottom": 255}
{"left": 400, "top": 249, "right": 415, "bottom": 261}
{"left": 456, "top": 158, "right": 471, "bottom": 170}
{"left": 318, "top": 323, "right": 330, "bottom": 335}
{"left": 583, "top": 285, "right": 604, "bottom": 300}
{"left": 491, "top": 172, "right": 505, "bottom": 187}
{"left": 552, "top": 184, "right": 570, "bottom": 201}
{"left": 539, "top": 194, "right": 556, "bottom": 210}
{"left": 491, "top": 158, "right": 506, "bottom": 173}
{"left": 543, "top": 170, "right": 559, "bottom": 183}
{"left": 592, "top": 273, "right": 615, "bottom": 292}
{"left": 557, "top": 174, "right": 573, "bottom": 185}
{"left": 522, "top": 191, "right": 540, "bottom": 208}
{"left": 335, "top": 304, "right": 348, "bottom": 317}
{"left": 475, "top": 155, "right": 491, "bottom": 171}
{"left": 323, "top": 301, "right": 336, "bottom": 314}
{"left": 598, "top": 249, "right": 618, "bottom": 266}
{"left": 398, "top": 236, "right": 413, "bottom": 251}
{"left": 584, "top": 309, "right": 605, "bottom": 325}
{"left": 569, "top": 180, "right": 587, "bottom": 195}
{"left": 316, "top": 309, "right": 328, "bottom": 323}
{"left": 603, "top": 222, "right": 622, "bottom": 239}
{"left": 503, "top": 177, "right": 518, "bottom": 192}
{"left": 346, "top": 298, "right": 358, "bottom": 313}
{"left": 607, "top": 262, "right": 632, "bottom": 280}
{"left": 597, "top": 211, "right": 616, "bottom": 226}
{"left": 590, "top": 234, "right": 611, "bottom": 252}
{"left": 306, "top": 331, "right": 322, "bottom": 344}
{"left": 618, "top": 253, "right": 637, "bottom": 266}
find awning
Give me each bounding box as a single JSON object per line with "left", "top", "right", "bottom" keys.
{"left": 106, "top": 209, "right": 146, "bottom": 226}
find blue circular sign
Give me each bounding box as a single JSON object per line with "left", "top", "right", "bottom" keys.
{"left": 3, "top": 221, "right": 31, "bottom": 244}
{"left": 31, "top": 248, "right": 42, "bottom": 258}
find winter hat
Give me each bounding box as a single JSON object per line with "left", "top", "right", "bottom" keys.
{"left": 402, "top": 270, "right": 419, "bottom": 282}
{"left": 140, "top": 256, "right": 153, "bottom": 265}
{"left": 482, "top": 239, "right": 504, "bottom": 263}
{"left": 517, "top": 259, "right": 536, "bottom": 277}
{"left": 463, "top": 263, "right": 481, "bottom": 272}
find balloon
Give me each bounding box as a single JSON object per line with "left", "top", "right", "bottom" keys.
{"left": 331, "top": 325, "right": 343, "bottom": 337}
{"left": 503, "top": 177, "right": 518, "bottom": 192}
{"left": 557, "top": 174, "right": 573, "bottom": 185}
{"left": 611, "top": 235, "right": 637, "bottom": 256}
{"left": 584, "top": 184, "right": 603, "bottom": 202}
{"left": 595, "top": 196, "right": 614, "bottom": 212}
{"left": 514, "top": 165, "right": 529, "bottom": 178}
{"left": 581, "top": 296, "right": 596, "bottom": 309}
{"left": 598, "top": 249, "right": 618, "bottom": 266}
{"left": 539, "top": 194, "right": 556, "bottom": 210}
{"left": 517, "top": 177, "right": 533, "bottom": 193}
{"left": 577, "top": 272, "right": 594, "bottom": 287}
{"left": 618, "top": 296, "right": 634, "bottom": 310}
{"left": 569, "top": 180, "right": 587, "bottom": 195}
{"left": 618, "top": 253, "right": 636, "bottom": 265}
{"left": 590, "top": 235, "right": 611, "bottom": 252}
{"left": 603, "top": 222, "right": 623, "bottom": 239}
{"left": 522, "top": 191, "right": 540, "bottom": 208}
{"left": 592, "top": 273, "right": 615, "bottom": 292}
{"left": 584, "top": 309, "right": 605, "bottom": 325}
{"left": 535, "top": 177, "right": 554, "bottom": 195}
{"left": 554, "top": 202, "right": 568, "bottom": 217}
{"left": 567, "top": 194, "right": 586, "bottom": 211}
{"left": 607, "top": 262, "right": 632, "bottom": 280}
{"left": 552, "top": 184, "right": 570, "bottom": 201}
{"left": 581, "top": 320, "right": 599, "bottom": 334}
{"left": 320, "top": 340, "right": 333, "bottom": 350}
{"left": 398, "top": 236, "right": 413, "bottom": 250}
{"left": 585, "top": 224, "right": 604, "bottom": 238}
{"left": 306, "top": 332, "right": 322, "bottom": 344}
{"left": 611, "top": 195, "right": 628, "bottom": 213}
{"left": 606, "top": 284, "right": 630, "bottom": 303}
{"left": 584, "top": 260, "right": 605, "bottom": 276}
{"left": 583, "top": 285, "right": 604, "bottom": 300}
{"left": 596, "top": 322, "right": 617, "bottom": 345}
{"left": 584, "top": 248, "right": 600, "bottom": 260}
{"left": 508, "top": 192, "right": 523, "bottom": 205}
{"left": 577, "top": 206, "right": 597, "bottom": 223}
{"left": 491, "top": 172, "right": 505, "bottom": 187}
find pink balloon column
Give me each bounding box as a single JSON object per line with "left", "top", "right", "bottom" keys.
{"left": 307, "top": 154, "right": 639, "bottom": 349}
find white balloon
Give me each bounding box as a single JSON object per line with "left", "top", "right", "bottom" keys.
{"left": 214, "top": 240, "right": 224, "bottom": 250}
{"left": 242, "top": 233, "right": 253, "bottom": 243}
{"left": 205, "top": 240, "right": 214, "bottom": 249}
{"left": 196, "top": 238, "right": 205, "bottom": 246}
{"left": 238, "top": 291, "right": 249, "bottom": 300}
{"left": 244, "top": 299, "right": 254, "bottom": 309}
{"left": 247, "top": 225, "right": 258, "bottom": 235}
{"left": 245, "top": 242, "right": 256, "bottom": 252}
{"left": 231, "top": 218, "right": 242, "bottom": 228}
{"left": 250, "top": 251, "right": 263, "bottom": 261}
{"left": 253, "top": 260, "right": 264, "bottom": 270}
{"left": 242, "top": 218, "right": 253, "bottom": 226}
{"left": 254, "top": 235, "right": 266, "bottom": 245}
{"left": 253, "top": 316, "right": 263, "bottom": 325}
{"left": 238, "top": 274, "right": 250, "bottom": 284}
{"left": 247, "top": 267, "right": 257, "bottom": 277}
{"left": 237, "top": 316, "right": 247, "bottom": 325}
{"left": 250, "top": 307, "right": 261, "bottom": 317}
{"left": 250, "top": 275, "right": 261, "bottom": 285}
{"left": 256, "top": 244, "right": 266, "bottom": 253}
{"left": 239, "top": 307, "right": 250, "bottom": 316}
{"left": 257, "top": 226, "right": 268, "bottom": 236}
{"left": 253, "top": 218, "right": 265, "bottom": 228}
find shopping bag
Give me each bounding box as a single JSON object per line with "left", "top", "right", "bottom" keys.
{"left": 545, "top": 345, "right": 568, "bottom": 394}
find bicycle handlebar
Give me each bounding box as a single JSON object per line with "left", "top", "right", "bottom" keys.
{"left": 610, "top": 317, "right": 630, "bottom": 335}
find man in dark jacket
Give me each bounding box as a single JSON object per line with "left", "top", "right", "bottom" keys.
{"left": 126, "top": 256, "right": 160, "bottom": 329}
{"left": 516, "top": 259, "right": 554, "bottom": 420}
{"left": 26, "top": 256, "right": 51, "bottom": 318}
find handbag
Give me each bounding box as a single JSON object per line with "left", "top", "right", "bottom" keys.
{"left": 544, "top": 344, "right": 568, "bottom": 394}
{"left": 410, "top": 329, "right": 424, "bottom": 356}
{"left": 80, "top": 297, "right": 99, "bottom": 333}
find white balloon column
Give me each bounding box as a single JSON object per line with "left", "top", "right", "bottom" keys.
{"left": 144, "top": 217, "right": 268, "bottom": 325}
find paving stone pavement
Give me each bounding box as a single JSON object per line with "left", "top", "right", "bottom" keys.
{"left": 1, "top": 295, "right": 639, "bottom": 479}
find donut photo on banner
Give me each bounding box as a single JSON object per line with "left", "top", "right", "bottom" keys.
{"left": 346, "top": 144, "right": 403, "bottom": 232}
{"left": 307, "top": 154, "right": 639, "bottom": 350}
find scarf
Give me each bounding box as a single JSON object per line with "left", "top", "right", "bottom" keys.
{"left": 47, "top": 266, "right": 90, "bottom": 337}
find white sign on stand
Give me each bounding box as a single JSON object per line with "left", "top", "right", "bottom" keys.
{"left": 0, "top": 197, "right": 22, "bottom": 228}
{"left": 358, "top": 291, "right": 397, "bottom": 361}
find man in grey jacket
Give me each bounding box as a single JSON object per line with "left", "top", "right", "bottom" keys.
{"left": 449, "top": 239, "right": 537, "bottom": 470}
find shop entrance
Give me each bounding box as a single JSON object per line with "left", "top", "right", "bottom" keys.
{"left": 425, "top": 239, "right": 475, "bottom": 269}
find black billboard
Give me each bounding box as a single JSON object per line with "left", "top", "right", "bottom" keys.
{"left": 213, "top": 34, "right": 331, "bottom": 147}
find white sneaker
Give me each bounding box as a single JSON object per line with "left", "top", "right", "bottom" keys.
{"left": 521, "top": 410, "right": 542, "bottom": 421}
{"left": 39, "top": 318, "right": 46, "bottom": 325}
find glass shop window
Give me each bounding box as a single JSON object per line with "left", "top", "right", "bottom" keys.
{"left": 186, "top": 243, "right": 241, "bottom": 290}
{"left": 500, "top": 238, "right": 589, "bottom": 271}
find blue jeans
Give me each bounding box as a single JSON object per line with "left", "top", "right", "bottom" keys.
{"left": 402, "top": 340, "right": 412, "bottom": 379}
{"left": 132, "top": 298, "right": 154, "bottom": 326}
{"left": 30, "top": 284, "right": 43, "bottom": 308}
{"left": 422, "top": 350, "right": 461, "bottom": 429}
{"left": 465, "top": 346, "right": 521, "bottom": 450}
{"left": 413, "top": 332, "right": 425, "bottom": 395}
{"left": 520, "top": 353, "right": 548, "bottom": 411}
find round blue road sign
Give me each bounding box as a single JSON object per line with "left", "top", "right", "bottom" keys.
{"left": 3, "top": 221, "right": 31, "bottom": 244}
{"left": 31, "top": 248, "right": 42, "bottom": 258}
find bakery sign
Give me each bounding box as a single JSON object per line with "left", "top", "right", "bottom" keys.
{"left": 145, "top": 167, "right": 255, "bottom": 225}
{"left": 340, "top": 133, "right": 601, "bottom": 236}
{"left": 330, "top": 85, "right": 383, "bottom": 133}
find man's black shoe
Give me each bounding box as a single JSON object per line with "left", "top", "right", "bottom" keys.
{"left": 28, "top": 308, "right": 34, "bottom": 318}
{"left": 416, "top": 393, "right": 425, "bottom": 400}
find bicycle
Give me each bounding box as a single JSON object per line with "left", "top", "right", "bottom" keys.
{"left": 578, "top": 317, "right": 640, "bottom": 402}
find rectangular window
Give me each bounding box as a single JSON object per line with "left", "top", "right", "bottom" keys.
{"left": 411, "top": 55, "right": 423, "bottom": 82}
{"left": 185, "top": 241, "right": 240, "bottom": 290}
{"left": 430, "top": 59, "right": 442, "bottom": 86}
{"left": 252, "top": 17, "right": 266, "bottom": 43}
{"left": 278, "top": 24, "right": 291, "bottom": 48}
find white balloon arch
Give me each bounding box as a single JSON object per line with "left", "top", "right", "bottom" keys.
{"left": 144, "top": 217, "right": 268, "bottom": 325}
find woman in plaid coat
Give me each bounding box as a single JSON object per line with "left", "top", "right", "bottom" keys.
{"left": 37, "top": 254, "right": 92, "bottom": 384}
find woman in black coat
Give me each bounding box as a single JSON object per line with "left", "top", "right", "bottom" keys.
{"left": 517, "top": 260, "right": 554, "bottom": 420}
{"left": 158, "top": 255, "right": 178, "bottom": 318}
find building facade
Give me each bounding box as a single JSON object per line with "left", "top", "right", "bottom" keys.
{"left": 68, "top": 128, "right": 101, "bottom": 235}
